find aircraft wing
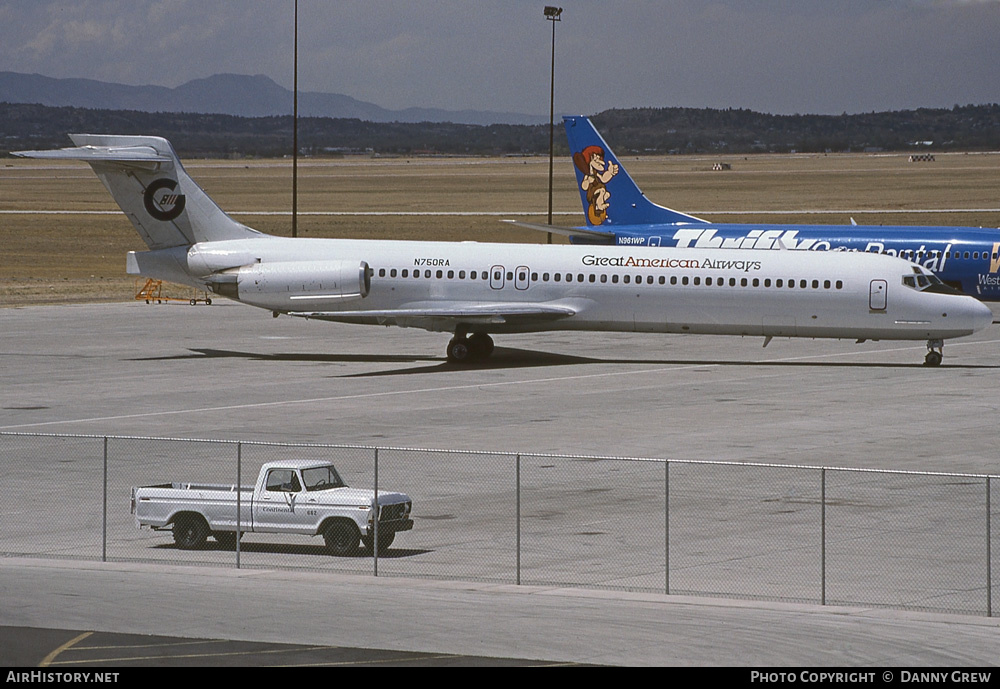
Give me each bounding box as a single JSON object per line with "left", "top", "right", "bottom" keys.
{"left": 501, "top": 219, "right": 616, "bottom": 242}
{"left": 289, "top": 302, "right": 577, "bottom": 328}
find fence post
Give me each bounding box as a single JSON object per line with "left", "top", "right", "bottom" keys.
{"left": 821, "top": 467, "right": 827, "bottom": 606}
{"left": 102, "top": 436, "right": 108, "bottom": 562}
{"left": 373, "top": 446, "right": 379, "bottom": 577}
{"left": 516, "top": 453, "right": 521, "bottom": 586}
{"left": 236, "top": 442, "right": 242, "bottom": 569}
{"left": 665, "top": 459, "right": 670, "bottom": 595}
{"left": 987, "top": 476, "right": 992, "bottom": 617}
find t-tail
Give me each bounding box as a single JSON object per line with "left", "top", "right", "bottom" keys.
{"left": 13, "top": 134, "right": 265, "bottom": 250}
{"left": 563, "top": 115, "right": 706, "bottom": 227}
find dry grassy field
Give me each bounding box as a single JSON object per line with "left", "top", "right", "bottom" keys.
{"left": 2, "top": 150, "right": 999, "bottom": 305}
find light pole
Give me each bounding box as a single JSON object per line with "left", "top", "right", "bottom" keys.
{"left": 544, "top": 6, "right": 562, "bottom": 244}
{"left": 292, "top": 0, "right": 299, "bottom": 238}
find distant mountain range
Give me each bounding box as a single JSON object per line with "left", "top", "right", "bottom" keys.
{"left": 0, "top": 71, "right": 548, "bottom": 126}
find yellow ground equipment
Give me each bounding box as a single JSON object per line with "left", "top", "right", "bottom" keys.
{"left": 135, "top": 279, "right": 212, "bottom": 305}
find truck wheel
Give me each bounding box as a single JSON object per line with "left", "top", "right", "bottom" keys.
{"left": 361, "top": 531, "right": 395, "bottom": 554}
{"left": 173, "top": 514, "right": 209, "bottom": 549}
{"left": 323, "top": 521, "right": 360, "bottom": 556}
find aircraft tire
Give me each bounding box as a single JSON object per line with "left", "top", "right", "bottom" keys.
{"left": 924, "top": 351, "right": 943, "bottom": 367}
{"left": 468, "top": 333, "right": 495, "bottom": 359}
{"left": 447, "top": 338, "right": 471, "bottom": 363}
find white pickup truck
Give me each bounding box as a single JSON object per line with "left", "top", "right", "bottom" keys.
{"left": 130, "top": 459, "right": 413, "bottom": 555}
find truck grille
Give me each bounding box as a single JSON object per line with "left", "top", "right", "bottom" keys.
{"left": 379, "top": 502, "right": 410, "bottom": 521}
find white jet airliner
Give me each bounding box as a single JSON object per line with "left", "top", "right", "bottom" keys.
{"left": 13, "top": 135, "right": 993, "bottom": 366}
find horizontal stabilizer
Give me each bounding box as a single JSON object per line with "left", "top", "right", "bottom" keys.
{"left": 12, "top": 144, "right": 171, "bottom": 167}
{"left": 501, "top": 219, "right": 616, "bottom": 241}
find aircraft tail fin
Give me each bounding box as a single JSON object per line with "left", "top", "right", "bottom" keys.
{"left": 563, "top": 116, "right": 707, "bottom": 227}
{"left": 13, "top": 134, "right": 265, "bottom": 250}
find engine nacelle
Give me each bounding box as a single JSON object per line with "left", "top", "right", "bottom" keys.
{"left": 211, "top": 260, "right": 370, "bottom": 311}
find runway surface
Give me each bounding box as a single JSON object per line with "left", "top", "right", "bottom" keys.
{"left": 2, "top": 301, "right": 999, "bottom": 666}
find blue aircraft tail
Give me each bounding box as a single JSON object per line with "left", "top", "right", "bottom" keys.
{"left": 563, "top": 115, "right": 706, "bottom": 227}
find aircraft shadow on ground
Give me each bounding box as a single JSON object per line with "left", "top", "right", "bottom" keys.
{"left": 151, "top": 541, "right": 429, "bottom": 559}
{"left": 132, "top": 346, "right": 1000, "bottom": 376}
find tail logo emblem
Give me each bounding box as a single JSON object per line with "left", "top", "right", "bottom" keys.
{"left": 573, "top": 145, "right": 619, "bottom": 225}
{"left": 143, "top": 178, "right": 186, "bottom": 221}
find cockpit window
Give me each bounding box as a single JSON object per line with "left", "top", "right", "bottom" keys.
{"left": 902, "top": 271, "right": 961, "bottom": 295}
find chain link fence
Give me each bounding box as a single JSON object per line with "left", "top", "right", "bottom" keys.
{"left": 1, "top": 431, "right": 995, "bottom": 616}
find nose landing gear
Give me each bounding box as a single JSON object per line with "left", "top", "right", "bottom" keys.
{"left": 924, "top": 339, "right": 943, "bottom": 367}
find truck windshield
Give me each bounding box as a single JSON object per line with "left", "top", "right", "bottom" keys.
{"left": 302, "top": 465, "right": 346, "bottom": 491}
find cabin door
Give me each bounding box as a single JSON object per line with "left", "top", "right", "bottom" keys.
{"left": 869, "top": 279, "right": 887, "bottom": 311}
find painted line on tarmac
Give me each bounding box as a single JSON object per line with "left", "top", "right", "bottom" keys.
{"left": 5, "top": 338, "right": 998, "bottom": 431}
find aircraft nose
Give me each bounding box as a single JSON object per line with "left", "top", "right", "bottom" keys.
{"left": 972, "top": 299, "right": 995, "bottom": 333}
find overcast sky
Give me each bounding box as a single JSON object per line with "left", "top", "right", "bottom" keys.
{"left": 2, "top": 0, "right": 999, "bottom": 117}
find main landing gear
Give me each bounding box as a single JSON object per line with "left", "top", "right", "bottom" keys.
{"left": 446, "top": 332, "right": 495, "bottom": 363}
{"left": 924, "top": 339, "right": 944, "bottom": 367}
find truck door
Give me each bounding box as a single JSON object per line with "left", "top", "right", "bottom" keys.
{"left": 254, "top": 468, "right": 314, "bottom": 534}
{"left": 870, "top": 279, "right": 887, "bottom": 311}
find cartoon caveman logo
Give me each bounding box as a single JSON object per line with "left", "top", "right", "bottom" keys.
{"left": 573, "top": 145, "right": 619, "bottom": 225}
